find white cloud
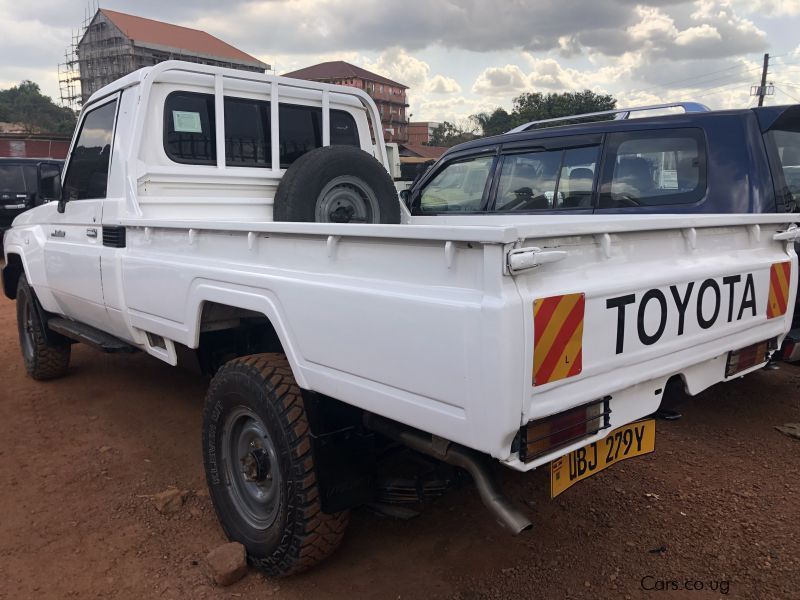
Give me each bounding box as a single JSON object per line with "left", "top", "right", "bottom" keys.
{"left": 471, "top": 64, "right": 529, "bottom": 96}
{"left": 733, "top": 0, "right": 800, "bottom": 16}
{"left": 674, "top": 24, "right": 722, "bottom": 46}
{"left": 427, "top": 74, "right": 461, "bottom": 94}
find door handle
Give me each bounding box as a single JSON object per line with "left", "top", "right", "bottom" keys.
{"left": 507, "top": 246, "right": 568, "bottom": 274}
{"left": 86, "top": 227, "right": 98, "bottom": 238}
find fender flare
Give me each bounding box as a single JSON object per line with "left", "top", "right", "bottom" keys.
{"left": 186, "top": 280, "right": 310, "bottom": 389}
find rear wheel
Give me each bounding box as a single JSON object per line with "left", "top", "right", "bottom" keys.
{"left": 202, "top": 353, "right": 348, "bottom": 576}
{"left": 16, "top": 276, "right": 70, "bottom": 380}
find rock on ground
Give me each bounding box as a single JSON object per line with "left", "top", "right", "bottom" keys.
{"left": 204, "top": 542, "right": 248, "bottom": 586}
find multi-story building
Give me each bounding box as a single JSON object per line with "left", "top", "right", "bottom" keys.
{"left": 407, "top": 121, "right": 440, "bottom": 145}
{"left": 69, "top": 9, "right": 268, "bottom": 105}
{"left": 283, "top": 61, "right": 409, "bottom": 143}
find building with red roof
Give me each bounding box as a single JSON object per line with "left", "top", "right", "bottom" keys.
{"left": 283, "top": 61, "right": 410, "bottom": 143}
{"left": 74, "top": 9, "right": 268, "bottom": 104}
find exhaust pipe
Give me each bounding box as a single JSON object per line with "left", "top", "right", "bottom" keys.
{"left": 364, "top": 413, "right": 533, "bottom": 534}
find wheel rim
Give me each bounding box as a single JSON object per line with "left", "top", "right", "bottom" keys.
{"left": 315, "top": 175, "right": 380, "bottom": 223}
{"left": 221, "top": 406, "right": 282, "bottom": 529}
{"left": 19, "top": 294, "right": 35, "bottom": 362}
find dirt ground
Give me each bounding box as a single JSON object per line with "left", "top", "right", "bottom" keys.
{"left": 1, "top": 294, "right": 799, "bottom": 600}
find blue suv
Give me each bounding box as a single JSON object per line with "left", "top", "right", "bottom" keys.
{"left": 406, "top": 102, "right": 800, "bottom": 359}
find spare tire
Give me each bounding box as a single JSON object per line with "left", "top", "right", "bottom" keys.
{"left": 273, "top": 146, "right": 401, "bottom": 224}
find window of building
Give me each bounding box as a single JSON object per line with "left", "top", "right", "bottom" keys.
{"left": 63, "top": 99, "right": 117, "bottom": 200}
{"left": 419, "top": 154, "right": 495, "bottom": 213}
{"left": 598, "top": 129, "right": 707, "bottom": 208}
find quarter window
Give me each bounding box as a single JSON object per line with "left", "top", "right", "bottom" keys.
{"left": 63, "top": 99, "right": 117, "bottom": 200}
{"left": 165, "top": 92, "right": 216, "bottom": 164}
{"left": 419, "top": 154, "right": 494, "bottom": 213}
{"left": 599, "top": 129, "right": 706, "bottom": 208}
{"left": 764, "top": 110, "right": 800, "bottom": 212}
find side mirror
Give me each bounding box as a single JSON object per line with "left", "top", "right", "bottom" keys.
{"left": 37, "top": 163, "right": 62, "bottom": 207}
{"left": 399, "top": 188, "right": 411, "bottom": 208}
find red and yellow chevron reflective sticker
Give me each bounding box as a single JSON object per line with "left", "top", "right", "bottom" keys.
{"left": 533, "top": 293, "right": 585, "bottom": 386}
{"left": 767, "top": 261, "right": 792, "bottom": 319}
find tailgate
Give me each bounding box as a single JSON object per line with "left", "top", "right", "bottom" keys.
{"left": 511, "top": 216, "right": 797, "bottom": 462}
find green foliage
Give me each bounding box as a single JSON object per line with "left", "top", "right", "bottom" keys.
{"left": 427, "top": 120, "right": 479, "bottom": 147}
{"left": 471, "top": 90, "right": 617, "bottom": 137}
{"left": 0, "top": 81, "right": 77, "bottom": 135}
{"left": 470, "top": 108, "right": 514, "bottom": 137}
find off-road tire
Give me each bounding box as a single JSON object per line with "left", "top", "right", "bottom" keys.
{"left": 202, "top": 353, "right": 348, "bottom": 576}
{"left": 16, "top": 276, "right": 70, "bottom": 380}
{"left": 273, "top": 145, "right": 401, "bottom": 224}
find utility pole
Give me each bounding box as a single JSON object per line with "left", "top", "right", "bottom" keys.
{"left": 758, "top": 53, "right": 770, "bottom": 107}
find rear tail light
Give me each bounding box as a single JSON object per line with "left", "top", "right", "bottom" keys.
{"left": 519, "top": 398, "right": 611, "bottom": 463}
{"left": 725, "top": 338, "right": 776, "bottom": 377}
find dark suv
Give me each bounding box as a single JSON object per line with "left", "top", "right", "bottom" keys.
{"left": 0, "top": 158, "right": 63, "bottom": 231}
{"left": 405, "top": 102, "right": 800, "bottom": 359}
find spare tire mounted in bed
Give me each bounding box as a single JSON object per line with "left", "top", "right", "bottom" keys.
{"left": 272, "top": 145, "right": 401, "bottom": 224}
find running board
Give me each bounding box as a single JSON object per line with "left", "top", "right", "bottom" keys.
{"left": 47, "top": 318, "right": 137, "bottom": 353}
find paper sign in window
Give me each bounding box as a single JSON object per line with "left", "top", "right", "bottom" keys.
{"left": 173, "top": 111, "right": 202, "bottom": 133}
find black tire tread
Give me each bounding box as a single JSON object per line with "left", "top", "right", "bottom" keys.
{"left": 273, "top": 145, "right": 401, "bottom": 224}
{"left": 16, "top": 277, "right": 70, "bottom": 381}
{"left": 203, "top": 353, "right": 348, "bottom": 576}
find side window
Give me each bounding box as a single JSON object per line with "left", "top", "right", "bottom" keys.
{"left": 330, "top": 110, "right": 359, "bottom": 147}
{"left": 224, "top": 97, "right": 270, "bottom": 167}
{"left": 164, "top": 92, "right": 216, "bottom": 164}
{"left": 418, "top": 154, "right": 494, "bottom": 213}
{"left": 495, "top": 150, "right": 562, "bottom": 211}
{"left": 163, "top": 91, "right": 360, "bottom": 168}
{"left": 279, "top": 105, "right": 320, "bottom": 166}
{"left": 278, "top": 106, "right": 359, "bottom": 167}
{"left": 63, "top": 99, "right": 117, "bottom": 200}
{"left": 494, "top": 146, "right": 600, "bottom": 211}
{"left": 558, "top": 146, "right": 600, "bottom": 208}
{"left": 599, "top": 129, "right": 706, "bottom": 208}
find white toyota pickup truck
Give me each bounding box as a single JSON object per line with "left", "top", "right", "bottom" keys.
{"left": 3, "top": 61, "right": 798, "bottom": 576}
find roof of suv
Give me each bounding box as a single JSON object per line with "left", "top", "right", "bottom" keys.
{"left": 445, "top": 104, "right": 796, "bottom": 157}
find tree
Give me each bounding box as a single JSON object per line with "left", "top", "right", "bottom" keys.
{"left": 427, "top": 119, "right": 479, "bottom": 147}
{"left": 0, "top": 81, "right": 77, "bottom": 134}
{"left": 471, "top": 108, "right": 514, "bottom": 137}
{"left": 471, "top": 90, "right": 617, "bottom": 137}
{"left": 511, "top": 90, "right": 616, "bottom": 127}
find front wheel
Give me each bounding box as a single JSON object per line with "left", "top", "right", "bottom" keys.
{"left": 16, "top": 275, "right": 70, "bottom": 380}
{"left": 202, "top": 354, "right": 348, "bottom": 576}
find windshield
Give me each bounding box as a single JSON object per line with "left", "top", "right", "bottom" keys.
{"left": 0, "top": 165, "right": 29, "bottom": 193}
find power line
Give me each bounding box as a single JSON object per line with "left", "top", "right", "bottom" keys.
{"left": 626, "top": 62, "right": 763, "bottom": 96}
{"left": 693, "top": 78, "right": 754, "bottom": 99}
{"left": 774, "top": 85, "right": 800, "bottom": 102}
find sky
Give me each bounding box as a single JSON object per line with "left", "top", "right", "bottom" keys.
{"left": 3, "top": 0, "right": 800, "bottom": 124}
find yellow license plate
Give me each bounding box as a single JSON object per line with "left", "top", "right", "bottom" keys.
{"left": 550, "top": 419, "right": 655, "bottom": 498}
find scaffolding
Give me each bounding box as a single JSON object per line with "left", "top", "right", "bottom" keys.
{"left": 59, "top": 3, "right": 267, "bottom": 111}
